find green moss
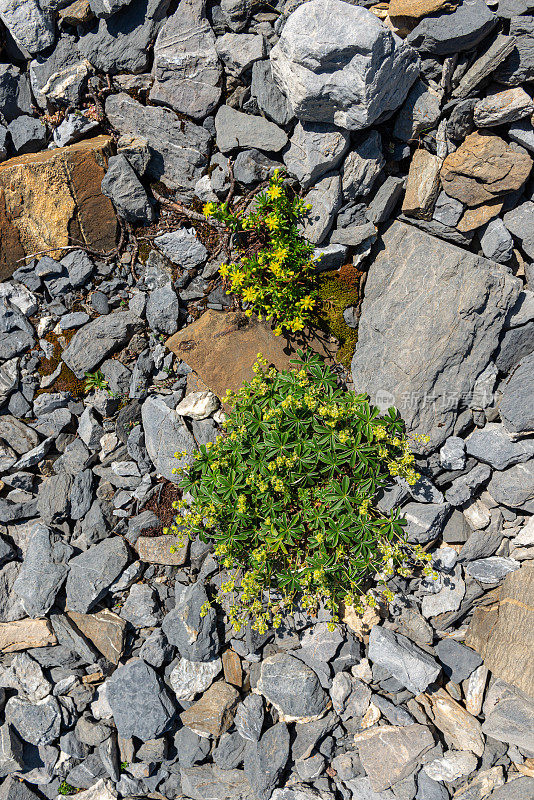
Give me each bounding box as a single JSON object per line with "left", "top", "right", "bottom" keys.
{"left": 314, "top": 262, "right": 362, "bottom": 369}
{"left": 137, "top": 240, "right": 154, "bottom": 264}
{"left": 36, "top": 331, "right": 86, "bottom": 399}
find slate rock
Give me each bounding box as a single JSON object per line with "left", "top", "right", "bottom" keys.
{"left": 480, "top": 218, "right": 514, "bottom": 264}
{"left": 233, "top": 149, "right": 280, "bottom": 186}
{"left": 355, "top": 724, "right": 435, "bottom": 792}
{"left": 403, "top": 502, "right": 451, "bottom": 544}
{"left": 499, "top": 352, "right": 534, "bottom": 437}
{"left": 180, "top": 764, "right": 251, "bottom": 800}
{"left": 106, "top": 659, "right": 176, "bottom": 741}
{"left": 495, "top": 15, "right": 534, "bottom": 86}
{"left": 8, "top": 116, "right": 46, "bottom": 155}
{"left": 435, "top": 639, "right": 483, "bottom": 684}
{"left": 13, "top": 523, "right": 73, "bottom": 618}
{"left": 215, "top": 105, "right": 288, "bottom": 154}
{"left": 62, "top": 312, "right": 143, "bottom": 378}
{"left": 235, "top": 693, "right": 264, "bottom": 742}
{"left": 174, "top": 726, "right": 211, "bottom": 767}
{"left": 407, "top": 0, "right": 497, "bottom": 54}
{"left": 0, "top": 65, "right": 32, "bottom": 123}
{"left": 4, "top": 695, "right": 61, "bottom": 746}
{"left": 465, "top": 424, "right": 534, "bottom": 470}
{"left": 141, "top": 394, "right": 196, "bottom": 482}
{"left": 170, "top": 657, "right": 221, "bottom": 699}
{"left": 368, "top": 626, "right": 441, "bottom": 694}
{"left": 495, "top": 320, "right": 534, "bottom": 374}
{"left": 180, "top": 681, "right": 240, "bottom": 737}
{"left": 283, "top": 122, "right": 350, "bottom": 190}
{"left": 482, "top": 690, "right": 534, "bottom": 751}
{"left": 503, "top": 200, "right": 534, "bottom": 259}
{"left": 270, "top": 0, "right": 419, "bottom": 131}
{"left": 301, "top": 172, "right": 342, "bottom": 245}
{"left": 254, "top": 653, "right": 329, "bottom": 722}
{"left": 393, "top": 79, "right": 442, "bottom": 143}
{"left": 0, "top": 0, "right": 56, "bottom": 55}
{"left": 244, "top": 723, "right": 290, "bottom": 800}
{"left": 146, "top": 284, "right": 180, "bottom": 335}
{"left": 216, "top": 32, "right": 265, "bottom": 77}
{"left": 342, "top": 131, "right": 385, "bottom": 200}
{"left": 488, "top": 778, "right": 534, "bottom": 800}
{"left": 162, "top": 581, "right": 219, "bottom": 661}
{"left": 350, "top": 221, "right": 521, "bottom": 450}
{"left": 464, "top": 557, "right": 520, "bottom": 584}
{"left": 251, "top": 60, "right": 292, "bottom": 127}
{"left": 101, "top": 154, "right": 154, "bottom": 223}
{"left": 487, "top": 460, "right": 534, "bottom": 510}
{"left": 65, "top": 537, "right": 130, "bottom": 613}
{"left": 213, "top": 731, "right": 247, "bottom": 770}
{"left": 154, "top": 228, "right": 207, "bottom": 268}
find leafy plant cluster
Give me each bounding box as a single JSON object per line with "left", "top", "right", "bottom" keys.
{"left": 170, "top": 352, "right": 434, "bottom": 633}
{"left": 203, "top": 170, "right": 317, "bottom": 336}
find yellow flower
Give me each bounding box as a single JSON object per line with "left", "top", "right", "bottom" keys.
{"left": 219, "top": 263, "right": 230, "bottom": 278}
{"left": 267, "top": 185, "right": 282, "bottom": 200}
{"left": 273, "top": 326, "right": 283, "bottom": 336}
{"left": 291, "top": 317, "right": 305, "bottom": 332}
{"left": 203, "top": 202, "right": 216, "bottom": 217}
{"left": 242, "top": 286, "right": 257, "bottom": 302}
{"left": 299, "top": 295, "right": 315, "bottom": 311}
{"left": 265, "top": 214, "right": 280, "bottom": 231}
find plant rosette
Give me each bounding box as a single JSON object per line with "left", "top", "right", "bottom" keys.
{"left": 169, "top": 351, "right": 436, "bottom": 633}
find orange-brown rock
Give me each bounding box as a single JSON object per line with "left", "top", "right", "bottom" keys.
{"left": 222, "top": 649, "right": 243, "bottom": 688}
{"left": 0, "top": 619, "right": 56, "bottom": 652}
{"left": 166, "top": 310, "right": 337, "bottom": 399}
{"left": 441, "top": 132, "right": 533, "bottom": 208}
{"left": 136, "top": 534, "right": 189, "bottom": 566}
{"left": 457, "top": 200, "right": 503, "bottom": 233}
{"left": 389, "top": 0, "right": 458, "bottom": 20}
{"left": 0, "top": 135, "right": 118, "bottom": 280}
{"left": 402, "top": 149, "right": 442, "bottom": 219}
{"left": 67, "top": 609, "right": 127, "bottom": 665}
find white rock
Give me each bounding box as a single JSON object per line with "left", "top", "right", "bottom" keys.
{"left": 170, "top": 657, "right": 222, "bottom": 700}
{"left": 0, "top": 282, "right": 38, "bottom": 316}
{"left": 175, "top": 390, "right": 219, "bottom": 420}
{"left": 63, "top": 779, "right": 117, "bottom": 800}
{"left": 463, "top": 499, "right": 491, "bottom": 530}
{"left": 423, "top": 750, "right": 478, "bottom": 782}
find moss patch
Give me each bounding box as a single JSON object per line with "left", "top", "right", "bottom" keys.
{"left": 36, "top": 331, "right": 86, "bottom": 399}
{"left": 314, "top": 262, "right": 362, "bottom": 369}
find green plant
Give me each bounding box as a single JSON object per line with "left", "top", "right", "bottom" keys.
{"left": 58, "top": 781, "right": 78, "bottom": 796}
{"left": 84, "top": 370, "right": 109, "bottom": 393}
{"left": 171, "top": 351, "right": 434, "bottom": 633}
{"left": 203, "top": 170, "right": 317, "bottom": 335}
{"left": 120, "top": 762, "right": 129, "bottom": 772}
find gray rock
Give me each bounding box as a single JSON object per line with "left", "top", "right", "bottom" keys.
{"left": 482, "top": 691, "right": 534, "bottom": 751}
{"left": 0, "top": 64, "right": 32, "bottom": 122}
{"left": 61, "top": 250, "right": 95, "bottom": 288}
{"left": 464, "top": 556, "right": 520, "bottom": 584}
{"left": 432, "top": 191, "right": 464, "bottom": 228}
{"left": 366, "top": 176, "right": 405, "bottom": 225}
{"left": 105, "top": 92, "right": 211, "bottom": 191}
{"left": 393, "top": 80, "right": 442, "bottom": 143}
{"left": 106, "top": 659, "right": 176, "bottom": 741}
{"left": 488, "top": 778, "right": 534, "bottom": 800}
{"left": 78, "top": 407, "right": 104, "bottom": 451}
{"left": 474, "top": 87, "right": 533, "bottom": 128}
{"left": 0, "top": 0, "right": 55, "bottom": 54}
{"left": 65, "top": 536, "right": 130, "bottom": 613}
{"left": 141, "top": 394, "right": 196, "bottom": 482}
{"left": 149, "top": 0, "right": 221, "bottom": 119}
{"left": 506, "top": 290, "right": 534, "bottom": 328}
{"left": 434, "top": 638, "right": 483, "bottom": 683}
{"left": 235, "top": 694, "right": 264, "bottom": 742}
{"left": 495, "top": 15, "right": 534, "bottom": 86}
{"left": 78, "top": 0, "right": 171, "bottom": 74}
{"left": 503, "top": 201, "right": 534, "bottom": 259}
{"left": 13, "top": 523, "right": 73, "bottom": 618}
{"left": 4, "top": 695, "right": 61, "bottom": 746}
{"left": 487, "top": 460, "right": 534, "bottom": 510}
{"left": 356, "top": 724, "right": 435, "bottom": 793}
{"left": 445, "top": 463, "right": 491, "bottom": 506}
{"left": 233, "top": 149, "right": 280, "bottom": 185}
{"left": 140, "top": 628, "right": 173, "bottom": 668}
{"left": 162, "top": 581, "right": 219, "bottom": 661}
{"left": 499, "top": 352, "right": 534, "bottom": 437}
{"left": 53, "top": 112, "right": 99, "bottom": 147}
{"left": 301, "top": 172, "right": 342, "bottom": 245}
{"left": 496, "top": 320, "right": 534, "bottom": 374}
{"left": 0, "top": 416, "right": 39, "bottom": 455}
{"left": 89, "top": 0, "right": 134, "bottom": 16}
{"left": 244, "top": 723, "right": 290, "bottom": 800}
{"left": 465, "top": 423, "right": 534, "bottom": 470}
{"left": 421, "top": 564, "right": 465, "bottom": 617}
{"left": 341, "top": 131, "right": 385, "bottom": 200}
{"left": 213, "top": 731, "right": 246, "bottom": 769}
{"left": 457, "top": 526, "right": 503, "bottom": 563}
{"left": 350, "top": 221, "right": 520, "bottom": 450}
{"left": 416, "top": 771, "right": 449, "bottom": 800}
{"left": 440, "top": 436, "right": 466, "bottom": 470}
{"left": 251, "top": 60, "right": 292, "bottom": 127}
{"left": 37, "top": 472, "right": 72, "bottom": 525}
{"left": 62, "top": 312, "right": 143, "bottom": 378}
{"left": 170, "top": 657, "right": 221, "bottom": 699}
{"left": 283, "top": 122, "right": 350, "bottom": 190}
{"left": 407, "top": 0, "right": 497, "bottom": 55}
{"left": 508, "top": 118, "right": 534, "bottom": 152}
{"left": 254, "top": 653, "right": 328, "bottom": 722}
{"left": 29, "top": 36, "right": 89, "bottom": 109}
{"left": 59, "top": 311, "right": 91, "bottom": 330}
{"left": 368, "top": 626, "right": 441, "bottom": 694}
{"left": 216, "top": 32, "right": 265, "bottom": 76}
{"left": 0, "top": 724, "right": 24, "bottom": 777}
{"left": 120, "top": 583, "right": 160, "bottom": 628}
{"left": 480, "top": 218, "right": 514, "bottom": 263}
{"left": 215, "top": 105, "right": 288, "bottom": 154}
{"left": 154, "top": 228, "right": 207, "bottom": 268}
{"left": 8, "top": 116, "right": 46, "bottom": 155}
{"left": 403, "top": 502, "right": 451, "bottom": 544}
{"left": 101, "top": 154, "right": 154, "bottom": 223}
{"left": 175, "top": 726, "right": 211, "bottom": 767}
{"left": 270, "top": 0, "right": 419, "bottom": 131}
{"left": 146, "top": 284, "right": 180, "bottom": 335}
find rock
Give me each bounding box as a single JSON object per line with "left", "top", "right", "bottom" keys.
{"left": 0, "top": 416, "right": 38, "bottom": 454}
{"left": 508, "top": 118, "right": 534, "bottom": 152}
{"left": 421, "top": 564, "right": 465, "bottom": 617}
{"left": 440, "top": 437, "right": 466, "bottom": 470}
{"left": 487, "top": 461, "right": 534, "bottom": 510}
{"left": 0, "top": 65, "right": 32, "bottom": 123}
{"left": 53, "top": 112, "right": 99, "bottom": 148}
{"left": 465, "top": 424, "right": 534, "bottom": 470}
{"left": 342, "top": 131, "right": 385, "bottom": 201}
{"left": 154, "top": 228, "right": 207, "bottom": 268}
{"left": 105, "top": 93, "right": 210, "bottom": 191}
{"left": 270, "top": 0, "right": 419, "bottom": 131}
{"left": 176, "top": 391, "right": 219, "bottom": 420}
{"left": 440, "top": 132, "right": 532, "bottom": 207}
{"left": 8, "top": 116, "right": 46, "bottom": 155}
{"left": 433, "top": 191, "right": 464, "bottom": 227}
{"left": 500, "top": 353, "right": 534, "bottom": 437}
{"left": 488, "top": 778, "right": 534, "bottom": 800}
{"left": 65, "top": 537, "right": 130, "bottom": 613}
{"left": 464, "top": 557, "right": 520, "bottom": 584}
{"left": 482, "top": 688, "right": 534, "bottom": 751}
{"left": 78, "top": 0, "right": 170, "bottom": 74}
{"left": 350, "top": 221, "right": 521, "bottom": 450}
{"left": 480, "top": 218, "right": 514, "bottom": 263}
{"left": 503, "top": 201, "right": 534, "bottom": 259}
{"left": 4, "top": 694, "right": 61, "bottom": 746}
{"left": 235, "top": 694, "right": 264, "bottom": 742}
{"left": 106, "top": 659, "right": 176, "bottom": 741}
{"left": 149, "top": 0, "right": 221, "bottom": 119}
{"left": 368, "top": 626, "right": 441, "bottom": 694}
{"left": 389, "top": 0, "right": 458, "bottom": 20}
{"left": 254, "top": 653, "right": 329, "bottom": 722}
{"left": 474, "top": 88, "right": 534, "bottom": 127}
{"left": 421, "top": 688, "right": 484, "bottom": 756}
{"left": 141, "top": 395, "right": 196, "bottom": 482}
{"left": 367, "top": 176, "right": 405, "bottom": 225}
{"left": 393, "top": 80, "right": 442, "bottom": 142}
{"left": 354, "top": 725, "right": 434, "bottom": 792}
{"left": 232, "top": 150, "right": 279, "bottom": 186}
{"left": 67, "top": 610, "right": 126, "bottom": 664}
{"left": 301, "top": 172, "right": 342, "bottom": 245}
{"left": 452, "top": 34, "right": 515, "bottom": 100}
{"left": 435, "top": 639, "right": 482, "bottom": 684}
{"left": 145, "top": 284, "right": 180, "bottom": 336}
{"left": 213, "top": 731, "right": 246, "bottom": 769}
{"left": 170, "top": 658, "right": 221, "bottom": 700}
{"left": 283, "top": 122, "right": 350, "bottom": 190}
{"left": 244, "top": 723, "right": 290, "bottom": 800}
{"left": 407, "top": 0, "right": 496, "bottom": 55}
{"left": 180, "top": 681, "right": 240, "bottom": 737}
{"left": 101, "top": 154, "right": 153, "bottom": 223}
{"left": 465, "top": 564, "right": 534, "bottom": 697}
{"left": 12, "top": 523, "right": 73, "bottom": 618}
{"left": 162, "top": 581, "right": 218, "bottom": 661}
{"left": 120, "top": 583, "right": 160, "bottom": 628}
{"left": 445, "top": 464, "right": 491, "bottom": 506}
{"left": 136, "top": 534, "right": 188, "bottom": 565}
{"left": 404, "top": 502, "right": 451, "bottom": 544}
{"left": 216, "top": 32, "right": 265, "bottom": 77}
{"left": 0, "top": 619, "right": 56, "bottom": 652}
{"left": 0, "top": 723, "right": 24, "bottom": 777}
{"left": 0, "top": 0, "right": 55, "bottom": 55}
{"left": 495, "top": 16, "right": 534, "bottom": 86}
{"left": 180, "top": 764, "right": 251, "bottom": 800}
{"left": 215, "top": 106, "right": 287, "bottom": 154}
{"left": 0, "top": 137, "right": 118, "bottom": 281}
{"left": 62, "top": 312, "right": 143, "bottom": 378}
{"left": 402, "top": 149, "right": 441, "bottom": 219}
{"left": 424, "top": 751, "right": 478, "bottom": 782}
{"left": 251, "top": 60, "right": 292, "bottom": 127}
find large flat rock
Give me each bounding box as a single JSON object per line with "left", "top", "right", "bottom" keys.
{"left": 350, "top": 221, "right": 520, "bottom": 450}
{"left": 0, "top": 135, "right": 118, "bottom": 280}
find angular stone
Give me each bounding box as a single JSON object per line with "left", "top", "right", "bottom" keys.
{"left": 402, "top": 149, "right": 441, "bottom": 219}
{"left": 105, "top": 92, "right": 211, "bottom": 191}
{"left": 162, "top": 581, "right": 218, "bottom": 662}
{"left": 251, "top": 60, "right": 292, "bottom": 127}
{"left": 435, "top": 639, "right": 482, "bottom": 684}
{"left": 0, "top": 0, "right": 55, "bottom": 55}
{"left": 421, "top": 564, "right": 465, "bottom": 617}
{"left": 154, "top": 228, "right": 207, "bottom": 268}
{"left": 254, "top": 653, "right": 329, "bottom": 723}
{"left": 107, "top": 658, "right": 176, "bottom": 741}
{"left": 503, "top": 201, "right": 534, "bottom": 259}
{"left": 421, "top": 688, "right": 484, "bottom": 756}
{"left": 244, "top": 723, "right": 290, "bottom": 800}
{"left": 342, "top": 131, "right": 384, "bottom": 201}
{"left": 13, "top": 523, "right": 73, "bottom": 618}
{"left": 180, "top": 764, "right": 251, "bottom": 800}
{"left": 355, "top": 724, "right": 434, "bottom": 792}
{"left": 235, "top": 694, "right": 264, "bottom": 742}
{"left": 215, "top": 106, "right": 287, "bottom": 155}
{"left": 368, "top": 626, "right": 441, "bottom": 694}
{"left": 487, "top": 778, "right": 534, "bottom": 800}
{"left": 441, "top": 132, "right": 532, "bottom": 207}
{"left": 407, "top": 0, "right": 497, "bottom": 55}
{"left": 482, "top": 688, "right": 534, "bottom": 751}
{"left": 301, "top": 172, "right": 342, "bottom": 245}
{"left": 136, "top": 535, "right": 188, "bottom": 565}
{"left": 180, "top": 681, "right": 240, "bottom": 737}
{"left": 66, "top": 537, "right": 130, "bottom": 613}
{"left": 0, "top": 619, "right": 56, "bottom": 653}
{"left": 170, "top": 658, "right": 221, "bottom": 700}
{"left": 67, "top": 610, "right": 126, "bottom": 665}
{"left": 350, "top": 221, "right": 521, "bottom": 450}
{"left": 150, "top": 0, "right": 221, "bottom": 119}
{"left": 101, "top": 153, "right": 153, "bottom": 223}
{"left": 367, "top": 176, "right": 405, "bottom": 225}
{"left": 465, "top": 565, "right": 534, "bottom": 697}
{"left": 141, "top": 395, "right": 196, "bottom": 483}
{"left": 480, "top": 218, "right": 514, "bottom": 263}
{"left": 474, "top": 88, "right": 534, "bottom": 128}
{"left": 487, "top": 461, "right": 534, "bottom": 510}
{"left": 424, "top": 751, "right": 478, "bottom": 782}
{"left": 389, "top": 0, "right": 458, "bottom": 20}
{"left": 0, "top": 723, "right": 24, "bottom": 777}
{"left": 500, "top": 353, "right": 534, "bottom": 437}
{"left": 465, "top": 424, "right": 534, "bottom": 470}
{"left": 404, "top": 502, "right": 451, "bottom": 543}
{"left": 453, "top": 34, "right": 516, "bottom": 100}
{"left": 62, "top": 311, "right": 143, "bottom": 378}
{"left": 495, "top": 15, "right": 534, "bottom": 86}
{"left": 283, "top": 122, "right": 350, "bottom": 190}
{"left": 464, "top": 557, "right": 520, "bottom": 584}
{"left": 0, "top": 136, "right": 117, "bottom": 280}
{"left": 216, "top": 32, "right": 265, "bottom": 77}
{"left": 270, "top": 0, "right": 419, "bottom": 131}
{"left": 394, "top": 80, "right": 442, "bottom": 143}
